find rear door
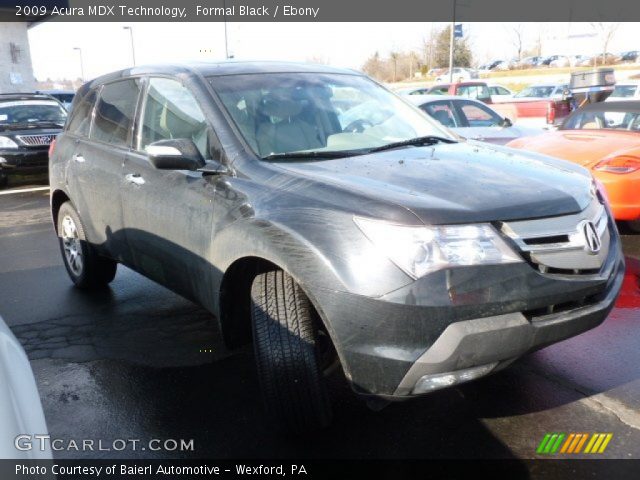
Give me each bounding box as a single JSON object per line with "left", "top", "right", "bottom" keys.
{"left": 121, "top": 76, "right": 219, "bottom": 303}
{"left": 66, "top": 79, "right": 142, "bottom": 258}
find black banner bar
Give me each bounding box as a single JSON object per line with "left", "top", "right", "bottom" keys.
{"left": 1, "top": 0, "right": 640, "bottom": 22}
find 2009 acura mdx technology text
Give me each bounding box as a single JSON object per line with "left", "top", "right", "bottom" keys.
{"left": 49, "top": 62, "right": 624, "bottom": 433}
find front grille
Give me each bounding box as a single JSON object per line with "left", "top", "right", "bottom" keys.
{"left": 500, "top": 197, "right": 610, "bottom": 275}
{"left": 16, "top": 134, "right": 55, "bottom": 146}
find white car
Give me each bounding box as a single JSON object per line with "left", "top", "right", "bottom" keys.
{"left": 0, "top": 316, "right": 50, "bottom": 459}
{"left": 606, "top": 82, "right": 640, "bottom": 101}
{"left": 435, "top": 67, "right": 478, "bottom": 83}
{"left": 408, "top": 94, "right": 543, "bottom": 145}
{"left": 488, "top": 84, "right": 514, "bottom": 101}
{"left": 513, "top": 83, "right": 569, "bottom": 100}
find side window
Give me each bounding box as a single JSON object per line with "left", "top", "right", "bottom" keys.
{"left": 422, "top": 101, "right": 458, "bottom": 128}
{"left": 138, "top": 78, "right": 209, "bottom": 159}
{"left": 67, "top": 89, "right": 97, "bottom": 137}
{"left": 458, "top": 101, "right": 502, "bottom": 127}
{"left": 91, "top": 79, "right": 142, "bottom": 147}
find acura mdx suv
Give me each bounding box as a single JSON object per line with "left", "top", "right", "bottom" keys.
{"left": 49, "top": 62, "right": 624, "bottom": 433}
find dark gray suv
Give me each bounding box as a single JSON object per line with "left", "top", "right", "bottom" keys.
{"left": 49, "top": 62, "right": 624, "bottom": 433}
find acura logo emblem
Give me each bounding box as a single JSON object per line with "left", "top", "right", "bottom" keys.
{"left": 580, "top": 220, "right": 601, "bottom": 255}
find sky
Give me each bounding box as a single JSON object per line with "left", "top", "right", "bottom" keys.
{"left": 27, "top": 22, "right": 640, "bottom": 81}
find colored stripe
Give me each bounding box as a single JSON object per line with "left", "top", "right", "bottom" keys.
{"left": 584, "top": 434, "right": 599, "bottom": 453}
{"left": 598, "top": 434, "right": 613, "bottom": 453}
{"left": 551, "top": 434, "right": 565, "bottom": 454}
{"left": 537, "top": 434, "right": 552, "bottom": 454}
{"left": 0, "top": 186, "right": 49, "bottom": 196}
{"left": 590, "top": 434, "right": 606, "bottom": 453}
{"left": 567, "top": 434, "right": 582, "bottom": 453}
{"left": 543, "top": 434, "right": 558, "bottom": 454}
{"left": 560, "top": 434, "right": 575, "bottom": 453}
{"left": 575, "top": 434, "right": 589, "bottom": 453}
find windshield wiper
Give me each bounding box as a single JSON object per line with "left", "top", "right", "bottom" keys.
{"left": 262, "top": 150, "right": 363, "bottom": 160}
{"left": 366, "top": 135, "right": 456, "bottom": 154}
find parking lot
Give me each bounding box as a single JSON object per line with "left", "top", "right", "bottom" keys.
{"left": 1, "top": 185, "right": 639, "bottom": 461}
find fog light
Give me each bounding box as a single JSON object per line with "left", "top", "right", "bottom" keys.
{"left": 412, "top": 362, "right": 498, "bottom": 394}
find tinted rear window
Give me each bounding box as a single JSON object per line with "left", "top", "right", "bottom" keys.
{"left": 91, "top": 79, "right": 142, "bottom": 147}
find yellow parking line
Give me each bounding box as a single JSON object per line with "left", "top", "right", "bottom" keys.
{"left": 0, "top": 186, "right": 49, "bottom": 196}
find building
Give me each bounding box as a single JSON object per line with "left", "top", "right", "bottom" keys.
{"left": 0, "top": 22, "right": 36, "bottom": 93}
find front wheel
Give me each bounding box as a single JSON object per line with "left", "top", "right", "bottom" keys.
{"left": 626, "top": 220, "right": 640, "bottom": 234}
{"left": 57, "top": 201, "right": 117, "bottom": 289}
{"left": 251, "top": 269, "right": 333, "bottom": 433}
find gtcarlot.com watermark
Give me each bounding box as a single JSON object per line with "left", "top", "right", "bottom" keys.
{"left": 15, "top": 434, "right": 195, "bottom": 452}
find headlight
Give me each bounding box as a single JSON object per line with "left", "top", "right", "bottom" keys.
{"left": 354, "top": 217, "right": 522, "bottom": 279}
{"left": 0, "top": 136, "right": 18, "bottom": 149}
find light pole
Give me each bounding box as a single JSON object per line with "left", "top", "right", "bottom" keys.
{"left": 123, "top": 26, "right": 136, "bottom": 66}
{"left": 448, "top": 0, "right": 456, "bottom": 83}
{"left": 73, "top": 47, "right": 84, "bottom": 82}
{"left": 223, "top": 0, "right": 230, "bottom": 59}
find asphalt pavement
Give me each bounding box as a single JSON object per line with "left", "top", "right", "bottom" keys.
{"left": 1, "top": 186, "right": 640, "bottom": 462}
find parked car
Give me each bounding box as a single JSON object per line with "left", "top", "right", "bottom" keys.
{"left": 576, "top": 53, "right": 620, "bottom": 67}
{"left": 508, "top": 101, "right": 640, "bottom": 228}
{"left": 514, "top": 83, "right": 569, "bottom": 100}
{"left": 395, "top": 86, "right": 431, "bottom": 96}
{"left": 607, "top": 82, "right": 640, "bottom": 100}
{"left": 539, "top": 55, "right": 563, "bottom": 66}
{"left": 408, "top": 95, "right": 541, "bottom": 144}
{"left": 518, "top": 56, "right": 542, "bottom": 68}
{"left": 36, "top": 89, "right": 75, "bottom": 110}
{"left": 620, "top": 50, "right": 640, "bottom": 63}
{"left": 0, "top": 93, "right": 67, "bottom": 187}
{"left": 50, "top": 61, "right": 623, "bottom": 432}
{"left": 435, "top": 67, "right": 478, "bottom": 83}
{"left": 427, "top": 81, "right": 571, "bottom": 127}
{"left": 0, "top": 315, "right": 51, "bottom": 459}
{"left": 488, "top": 84, "right": 514, "bottom": 100}
{"left": 549, "top": 55, "right": 588, "bottom": 68}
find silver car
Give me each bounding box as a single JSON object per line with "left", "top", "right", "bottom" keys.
{"left": 408, "top": 95, "right": 542, "bottom": 145}
{"left": 0, "top": 316, "right": 50, "bottom": 459}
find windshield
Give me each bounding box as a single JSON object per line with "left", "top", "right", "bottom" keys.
{"left": 209, "top": 73, "right": 453, "bottom": 158}
{"left": 514, "top": 86, "right": 555, "bottom": 98}
{"left": 562, "top": 109, "right": 640, "bottom": 131}
{"left": 0, "top": 100, "right": 67, "bottom": 125}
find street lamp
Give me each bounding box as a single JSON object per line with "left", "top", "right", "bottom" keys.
{"left": 73, "top": 47, "right": 84, "bottom": 82}
{"left": 123, "top": 26, "right": 136, "bottom": 66}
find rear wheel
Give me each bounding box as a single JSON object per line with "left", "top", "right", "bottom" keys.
{"left": 251, "top": 269, "right": 333, "bottom": 433}
{"left": 57, "top": 201, "right": 117, "bottom": 289}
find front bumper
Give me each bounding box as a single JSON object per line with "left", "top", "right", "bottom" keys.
{"left": 313, "top": 219, "right": 624, "bottom": 398}
{"left": 0, "top": 148, "right": 49, "bottom": 175}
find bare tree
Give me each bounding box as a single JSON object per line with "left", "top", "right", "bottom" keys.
{"left": 510, "top": 23, "right": 526, "bottom": 61}
{"left": 591, "top": 22, "right": 620, "bottom": 65}
{"left": 389, "top": 51, "right": 400, "bottom": 82}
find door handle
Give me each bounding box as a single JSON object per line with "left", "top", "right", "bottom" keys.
{"left": 125, "top": 173, "right": 145, "bottom": 186}
{"left": 72, "top": 153, "right": 85, "bottom": 163}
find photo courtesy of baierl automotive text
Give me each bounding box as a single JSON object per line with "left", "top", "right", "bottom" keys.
{"left": 1, "top": 0, "right": 640, "bottom": 479}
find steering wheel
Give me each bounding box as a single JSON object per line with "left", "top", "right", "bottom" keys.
{"left": 343, "top": 119, "right": 373, "bottom": 133}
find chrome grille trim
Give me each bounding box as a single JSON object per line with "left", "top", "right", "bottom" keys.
{"left": 16, "top": 134, "right": 55, "bottom": 146}
{"left": 500, "top": 198, "right": 610, "bottom": 273}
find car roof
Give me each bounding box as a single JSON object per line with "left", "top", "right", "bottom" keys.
{"left": 0, "top": 93, "right": 61, "bottom": 102}
{"left": 86, "top": 61, "right": 361, "bottom": 87}
{"left": 575, "top": 100, "right": 640, "bottom": 113}
{"left": 406, "top": 94, "right": 478, "bottom": 104}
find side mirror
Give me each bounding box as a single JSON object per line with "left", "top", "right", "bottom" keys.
{"left": 198, "top": 159, "right": 230, "bottom": 176}
{"left": 145, "top": 139, "right": 206, "bottom": 171}
{"left": 500, "top": 117, "right": 513, "bottom": 127}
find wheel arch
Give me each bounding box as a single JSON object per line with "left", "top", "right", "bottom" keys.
{"left": 50, "top": 189, "right": 71, "bottom": 233}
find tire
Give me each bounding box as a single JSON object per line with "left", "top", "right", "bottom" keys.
{"left": 57, "top": 201, "right": 117, "bottom": 289}
{"left": 251, "top": 269, "right": 333, "bottom": 433}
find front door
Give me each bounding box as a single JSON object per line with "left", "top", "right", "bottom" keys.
{"left": 121, "top": 76, "right": 219, "bottom": 304}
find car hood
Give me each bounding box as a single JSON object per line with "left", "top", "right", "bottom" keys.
{"left": 271, "top": 141, "right": 592, "bottom": 225}
{"left": 508, "top": 129, "right": 640, "bottom": 169}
